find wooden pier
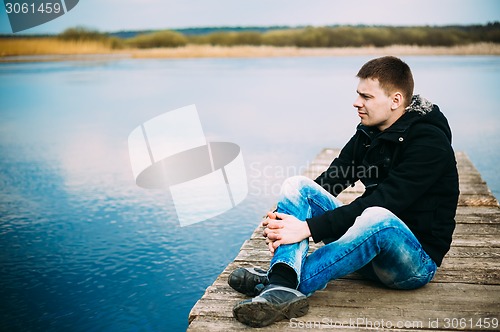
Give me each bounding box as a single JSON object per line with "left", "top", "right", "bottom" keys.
{"left": 188, "top": 149, "right": 500, "bottom": 331}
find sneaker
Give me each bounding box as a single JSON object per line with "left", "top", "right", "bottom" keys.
{"left": 228, "top": 267, "right": 269, "bottom": 296}
{"left": 232, "top": 284, "right": 309, "bottom": 327}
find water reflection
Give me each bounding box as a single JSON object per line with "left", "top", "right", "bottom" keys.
{"left": 0, "top": 56, "right": 499, "bottom": 331}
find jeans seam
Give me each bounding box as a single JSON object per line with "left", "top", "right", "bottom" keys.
{"left": 389, "top": 267, "right": 436, "bottom": 289}
{"left": 307, "top": 194, "right": 342, "bottom": 215}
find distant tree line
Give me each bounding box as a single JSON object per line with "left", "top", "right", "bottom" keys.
{"left": 56, "top": 23, "right": 500, "bottom": 49}
{"left": 57, "top": 27, "right": 124, "bottom": 48}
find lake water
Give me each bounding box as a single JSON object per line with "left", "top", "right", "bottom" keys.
{"left": 1, "top": 55, "right": 499, "bottom": 331}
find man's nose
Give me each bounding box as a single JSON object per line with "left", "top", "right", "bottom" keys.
{"left": 353, "top": 96, "right": 363, "bottom": 108}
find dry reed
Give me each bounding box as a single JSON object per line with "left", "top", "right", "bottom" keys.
{"left": 1, "top": 39, "right": 499, "bottom": 60}
{"left": 0, "top": 38, "right": 113, "bottom": 56}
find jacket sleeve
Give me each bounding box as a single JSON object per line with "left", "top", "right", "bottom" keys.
{"left": 314, "top": 133, "right": 360, "bottom": 196}
{"left": 307, "top": 124, "right": 453, "bottom": 243}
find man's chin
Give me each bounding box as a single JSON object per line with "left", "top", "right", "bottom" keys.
{"left": 359, "top": 119, "right": 370, "bottom": 126}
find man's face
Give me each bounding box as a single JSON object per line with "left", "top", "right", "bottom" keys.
{"left": 353, "top": 78, "right": 397, "bottom": 131}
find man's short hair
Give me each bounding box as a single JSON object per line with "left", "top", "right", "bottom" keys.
{"left": 356, "top": 56, "right": 414, "bottom": 107}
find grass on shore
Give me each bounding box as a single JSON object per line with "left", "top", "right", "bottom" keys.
{"left": 1, "top": 38, "right": 500, "bottom": 59}
{"left": 0, "top": 38, "right": 114, "bottom": 57}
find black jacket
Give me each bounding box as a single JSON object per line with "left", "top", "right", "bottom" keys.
{"left": 306, "top": 95, "right": 459, "bottom": 266}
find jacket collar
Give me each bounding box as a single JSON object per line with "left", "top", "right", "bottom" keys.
{"left": 405, "top": 95, "right": 433, "bottom": 115}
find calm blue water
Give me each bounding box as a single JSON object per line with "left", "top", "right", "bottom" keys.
{"left": 1, "top": 56, "right": 499, "bottom": 331}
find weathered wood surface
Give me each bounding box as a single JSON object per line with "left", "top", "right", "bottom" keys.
{"left": 188, "top": 149, "right": 500, "bottom": 331}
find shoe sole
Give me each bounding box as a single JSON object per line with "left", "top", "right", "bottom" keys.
{"left": 233, "top": 296, "right": 309, "bottom": 327}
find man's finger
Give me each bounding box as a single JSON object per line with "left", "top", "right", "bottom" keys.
{"left": 267, "top": 220, "right": 284, "bottom": 229}
{"left": 267, "top": 211, "right": 277, "bottom": 219}
{"left": 268, "top": 241, "right": 275, "bottom": 254}
{"left": 274, "top": 212, "right": 289, "bottom": 220}
{"left": 265, "top": 230, "right": 281, "bottom": 241}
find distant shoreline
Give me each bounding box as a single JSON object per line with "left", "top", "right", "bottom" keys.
{"left": 1, "top": 43, "right": 499, "bottom": 62}
{"left": 127, "top": 43, "right": 500, "bottom": 59}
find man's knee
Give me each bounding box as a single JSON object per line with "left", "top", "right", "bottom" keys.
{"left": 355, "top": 206, "right": 401, "bottom": 229}
{"left": 280, "top": 175, "right": 315, "bottom": 195}
{"left": 361, "top": 206, "right": 395, "bottom": 218}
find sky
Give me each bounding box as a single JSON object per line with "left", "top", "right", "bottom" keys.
{"left": 1, "top": 0, "right": 499, "bottom": 35}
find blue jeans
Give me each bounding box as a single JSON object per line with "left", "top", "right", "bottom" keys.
{"left": 269, "top": 176, "right": 437, "bottom": 296}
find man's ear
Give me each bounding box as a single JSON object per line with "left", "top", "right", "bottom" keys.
{"left": 391, "top": 92, "right": 404, "bottom": 110}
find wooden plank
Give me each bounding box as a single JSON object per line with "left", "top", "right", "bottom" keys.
{"left": 455, "top": 207, "right": 500, "bottom": 224}
{"left": 454, "top": 223, "right": 500, "bottom": 235}
{"left": 187, "top": 150, "right": 500, "bottom": 331}
{"left": 446, "top": 245, "right": 500, "bottom": 258}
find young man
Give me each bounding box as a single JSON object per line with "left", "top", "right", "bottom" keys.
{"left": 228, "top": 56, "right": 459, "bottom": 327}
